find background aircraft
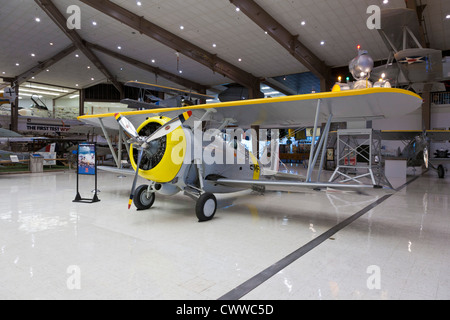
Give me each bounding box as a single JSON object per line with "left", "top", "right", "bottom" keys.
{"left": 379, "top": 130, "right": 450, "bottom": 179}
{"left": 372, "top": 8, "right": 445, "bottom": 92}
{"left": 78, "top": 87, "right": 423, "bottom": 222}
{"left": 1, "top": 87, "right": 16, "bottom": 110}
{"left": 121, "top": 81, "right": 215, "bottom": 110}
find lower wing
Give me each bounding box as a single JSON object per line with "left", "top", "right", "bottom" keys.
{"left": 209, "top": 178, "right": 376, "bottom": 194}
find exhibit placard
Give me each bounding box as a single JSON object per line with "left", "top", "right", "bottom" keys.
{"left": 78, "top": 143, "right": 96, "bottom": 175}
{"left": 73, "top": 143, "right": 100, "bottom": 204}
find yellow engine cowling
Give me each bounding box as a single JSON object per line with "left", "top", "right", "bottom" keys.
{"left": 129, "top": 116, "right": 187, "bottom": 183}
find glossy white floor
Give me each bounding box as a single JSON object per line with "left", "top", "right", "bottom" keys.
{"left": 0, "top": 165, "right": 449, "bottom": 300}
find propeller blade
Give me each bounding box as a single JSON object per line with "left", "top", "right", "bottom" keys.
{"left": 115, "top": 113, "right": 138, "bottom": 138}
{"left": 145, "top": 110, "right": 192, "bottom": 143}
{"left": 128, "top": 148, "right": 144, "bottom": 209}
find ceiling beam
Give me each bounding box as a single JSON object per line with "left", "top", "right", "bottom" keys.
{"left": 78, "top": 0, "right": 260, "bottom": 90}
{"left": 34, "top": 0, "right": 123, "bottom": 95}
{"left": 15, "top": 45, "right": 77, "bottom": 86}
{"left": 229, "top": 0, "right": 331, "bottom": 90}
{"left": 86, "top": 42, "right": 208, "bottom": 93}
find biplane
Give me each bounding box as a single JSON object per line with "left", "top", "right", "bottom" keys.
{"left": 78, "top": 85, "right": 422, "bottom": 222}
{"left": 1, "top": 87, "right": 16, "bottom": 105}
{"left": 380, "top": 130, "right": 450, "bottom": 179}
{"left": 372, "top": 8, "right": 444, "bottom": 89}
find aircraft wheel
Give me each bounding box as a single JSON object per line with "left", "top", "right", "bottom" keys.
{"left": 134, "top": 185, "right": 156, "bottom": 210}
{"left": 196, "top": 193, "right": 217, "bottom": 222}
{"left": 438, "top": 165, "right": 445, "bottom": 179}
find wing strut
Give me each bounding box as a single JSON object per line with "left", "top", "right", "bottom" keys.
{"left": 306, "top": 99, "right": 323, "bottom": 182}
{"left": 99, "top": 118, "right": 121, "bottom": 168}
{"left": 304, "top": 98, "right": 333, "bottom": 183}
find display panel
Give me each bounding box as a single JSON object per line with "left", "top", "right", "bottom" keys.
{"left": 78, "top": 144, "right": 96, "bottom": 175}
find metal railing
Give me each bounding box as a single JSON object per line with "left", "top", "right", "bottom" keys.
{"left": 432, "top": 92, "right": 450, "bottom": 105}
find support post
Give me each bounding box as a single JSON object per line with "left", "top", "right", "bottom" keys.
{"left": 79, "top": 89, "right": 85, "bottom": 117}
{"left": 422, "top": 83, "right": 433, "bottom": 130}
{"left": 10, "top": 81, "right": 19, "bottom": 132}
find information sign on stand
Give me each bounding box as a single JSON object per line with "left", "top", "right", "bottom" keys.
{"left": 73, "top": 143, "right": 100, "bottom": 203}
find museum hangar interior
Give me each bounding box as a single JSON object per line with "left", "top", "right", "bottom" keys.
{"left": 1, "top": 0, "right": 450, "bottom": 301}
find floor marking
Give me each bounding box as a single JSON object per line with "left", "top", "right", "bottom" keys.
{"left": 218, "top": 174, "right": 422, "bottom": 300}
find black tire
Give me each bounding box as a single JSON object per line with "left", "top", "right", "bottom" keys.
{"left": 134, "top": 185, "right": 156, "bottom": 210}
{"left": 195, "top": 193, "right": 217, "bottom": 222}
{"left": 438, "top": 165, "right": 445, "bottom": 179}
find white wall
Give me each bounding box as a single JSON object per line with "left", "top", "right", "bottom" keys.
{"left": 430, "top": 104, "right": 450, "bottom": 155}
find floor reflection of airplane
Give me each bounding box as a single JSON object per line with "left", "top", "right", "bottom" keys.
{"left": 380, "top": 130, "right": 450, "bottom": 178}
{"left": 78, "top": 85, "right": 422, "bottom": 222}
{"left": 372, "top": 8, "right": 444, "bottom": 91}
{"left": 121, "top": 81, "right": 215, "bottom": 109}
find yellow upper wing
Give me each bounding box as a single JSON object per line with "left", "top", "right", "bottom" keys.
{"left": 78, "top": 88, "right": 423, "bottom": 130}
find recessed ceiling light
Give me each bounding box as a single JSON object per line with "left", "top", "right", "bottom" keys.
{"left": 301, "top": 21, "right": 306, "bottom": 26}
{"left": 75, "top": 84, "right": 79, "bottom": 87}
{"left": 31, "top": 53, "right": 36, "bottom": 57}
{"left": 383, "top": 0, "right": 389, "bottom": 4}
{"left": 446, "top": 14, "right": 450, "bottom": 19}
{"left": 15, "top": 63, "right": 20, "bottom": 66}
{"left": 75, "top": 54, "right": 79, "bottom": 58}
{"left": 87, "top": 66, "right": 91, "bottom": 69}
{"left": 236, "top": 7, "right": 240, "bottom": 12}
{"left": 2, "top": 72, "right": 5, "bottom": 75}
{"left": 35, "top": 17, "right": 41, "bottom": 22}
{"left": 46, "top": 69, "right": 50, "bottom": 72}
{"left": 117, "top": 46, "right": 122, "bottom": 50}
{"left": 137, "top": 1, "right": 142, "bottom": 6}
{"left": 92, "top": 21, "right": 97, "bottom": 26}
{"left": 151, "top": 59, "right": 156, "bottom": 63}
{"left": 238, "top": 58, "right": 242, "bottom": 62}
{"left": 180, "top": 25, "right": 184, "bottom": 30}
{"left": 212, "top": 43, "right": 217, "bottom": 48}
{"left": 179, "top": 70, "right": 183, "bottom": 74}
{"left": 49, "top": 42, "right": 54, "bottom": 46}
{"left": 320, "top": 41, "right": 325, "bottom": 45}
{"left": 91, "top": 78, "right": 95, "bottom": 81}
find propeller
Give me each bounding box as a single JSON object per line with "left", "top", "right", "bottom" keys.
{"left": 115, "top": 111, "right": 193, "bottom": 209}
